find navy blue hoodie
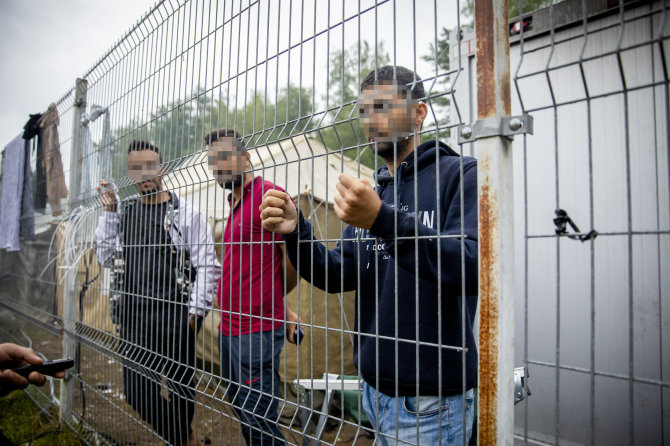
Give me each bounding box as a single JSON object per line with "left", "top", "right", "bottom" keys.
{"left": 283, "top": 140, "right": 478, "bottom": 396}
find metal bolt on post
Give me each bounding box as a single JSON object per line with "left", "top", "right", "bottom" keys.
{"left": 461, "top": 127, "right": 473, "bottom": 139}
{"left": 508, "top": 118, "right": 522, "bottom": 131}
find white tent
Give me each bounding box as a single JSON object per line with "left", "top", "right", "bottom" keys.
{"left": 164, "top": 133, "right": 376, "bottom": 229}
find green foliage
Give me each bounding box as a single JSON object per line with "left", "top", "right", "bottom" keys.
{"left": 462, "top": 0, "right": 559, "bottom": 20}
{"left": 109, "top": 84, "right": 314, "bottom": 180}
{"left": 423, "top": 1, "right": 562, "bottom": 143}
{"left": 326, "top": 40, "right": 390, "bottom": 105}
{"left": 318, "top": 40, "right": 391, "bottom": 170}
{"left": 315, "top": 103, "right": 382, "bottom": 171}
{"left": 107, "top": 40, "right": 402, "bottom": 177}
{"left": 109, "top": 87, "right": 216, "bottom": 179}
{"left": 420, "top": 26, "right": 451, "bottom": 142}
{"left": 265, "top": 84, "right": 316, "bottom": 143}
{"left": 512, "top": 0, "right": 562, "bottom": 18}
{"left": 0, "top": 390, "right": 83, "bottom": 445}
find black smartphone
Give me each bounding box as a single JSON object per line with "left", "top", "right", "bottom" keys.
{"left": 12, "top": 358, "right": 74, "bottom": 378}
{"left": 294, "top": 328, "right": 305, "bottom": 346}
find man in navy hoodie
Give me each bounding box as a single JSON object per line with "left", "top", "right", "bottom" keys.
{"left": 260, "top": 66, "right": 478, "bottom": 445}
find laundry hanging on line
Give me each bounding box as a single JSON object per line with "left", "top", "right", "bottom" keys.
{"left": 0, "top": 134, "right": 27, "bottom": 251}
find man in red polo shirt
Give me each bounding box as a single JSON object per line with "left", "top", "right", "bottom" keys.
{"left": 206, "top": 129, "right": 298, "bottom": 446}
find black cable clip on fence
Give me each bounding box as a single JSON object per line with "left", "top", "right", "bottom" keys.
{"left": 553, "top": 209, "right": 598, "bottom": 242}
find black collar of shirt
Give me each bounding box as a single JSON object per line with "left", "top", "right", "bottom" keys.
{"left": 227, "top": 176, "right": 261, "bottom": 212}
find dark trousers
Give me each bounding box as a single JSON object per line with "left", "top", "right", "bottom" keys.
{"left": 121, "top": 310, "right": 195, "bottom": 446}
{"left": 219, "top": 326, "right": 286, "bottom": 445}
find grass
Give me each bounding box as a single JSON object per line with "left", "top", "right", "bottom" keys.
{"left": 0, "top": 390, "right": 83, "bottom": 446}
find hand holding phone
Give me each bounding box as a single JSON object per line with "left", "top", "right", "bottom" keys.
{"left": 12, "top": 358, "right": 74, "bottom": 378}
{"left": 294, "top": 328, "right": 305, "bottom": 346}
{"left": 0, "top": 343, "right": 70, "bottom": 396}
{"left": 285, "top": 308, "right": 305, "bottom": 345}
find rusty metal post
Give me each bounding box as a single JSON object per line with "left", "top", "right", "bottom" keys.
{"left": 475, "top": 0, "right": 515, "bottom": 444}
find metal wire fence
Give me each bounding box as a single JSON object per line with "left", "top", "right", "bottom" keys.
{"left": 0, "top": 0, "right": 667, "bottom": 445}
{"left": 508, "top": 1, "right": 670, "bottom": 444}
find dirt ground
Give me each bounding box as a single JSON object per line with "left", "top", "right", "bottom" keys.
{"left": 0, "top": 311, "right": 374, "bottom": 446}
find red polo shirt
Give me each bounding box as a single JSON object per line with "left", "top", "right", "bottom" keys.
{"left": 217, "top": 176, "right": 286, "bottom": 336}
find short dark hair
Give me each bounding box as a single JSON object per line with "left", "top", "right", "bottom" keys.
{"left": 204, "top": 129, "right": 244, "bottom": 149}
{"left": 127, "top": 139, "right": 162, "bottom": 162}
{"left": 360, "top": 65, "right": 425, "bottom": 101}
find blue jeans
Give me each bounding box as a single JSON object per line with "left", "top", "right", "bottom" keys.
{"left": 219, "top": 326, "right": 285, "bottom": 445}
{"left": 361, "top": 381, "right": 474, "bottom": 446}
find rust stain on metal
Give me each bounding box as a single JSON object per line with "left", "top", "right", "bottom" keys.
{"left": 475, "top": 0, "right": 495, "bottom": 118}
{"left": 474, "top": 0, "right": 512, "bottom": 442}
{"left": 475, "top": 0, "right": 511, "bottom": 119}
{"left": 496, "top": 16, "right": 511, "bottom": 118}
{"left": 478, "top": 154, "right": 500, "bottom": 445}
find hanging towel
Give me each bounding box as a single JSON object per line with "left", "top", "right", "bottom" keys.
{"left": 38, "top": 103, "right": 68, "bottom": 216}
{"left": 0, "top": 134, "right": 26, "bottom": 251}
{"left": 19, "top": 139, "right": 35, "bottom": 240}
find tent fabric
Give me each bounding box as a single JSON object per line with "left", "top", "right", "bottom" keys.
{"left": 164, "top": 134, "right": 375, "bottom": 220}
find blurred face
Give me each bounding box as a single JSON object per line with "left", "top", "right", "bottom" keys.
{"left": 358, "top": 83, "right": 417, "bottom": 159}
{"left": 207, "top": 137, "right": 248, "bottom": 189}
{"left": 127, "top": 149, "right": 162, "bottom": 195}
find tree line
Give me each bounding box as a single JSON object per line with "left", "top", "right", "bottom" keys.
{"left": 108, "top": 0, "right": 554, "bottom": 178}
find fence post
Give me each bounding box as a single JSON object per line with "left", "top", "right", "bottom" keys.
{"left": 60, "top": 77, "right": 87, "bottom": 423}
{"left": 68, "top": 78, "right": 87, "bottom": 209}
{"left": 474, "top": 0, "right": 515, "bottom": 444}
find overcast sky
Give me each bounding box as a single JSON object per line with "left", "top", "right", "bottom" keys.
{"left": 0, "top": 0, "right": 156, "bottom": 147}
{"left": 0, "top": 0, "right": 461, "bottom": 149}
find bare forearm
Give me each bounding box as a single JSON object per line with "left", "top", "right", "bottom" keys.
{"left": 284, "top": 259, "right": 298, "bottom": 293}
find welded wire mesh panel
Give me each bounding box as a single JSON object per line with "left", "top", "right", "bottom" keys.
{"left": 508, "top": 0, "right": 669, "bottom": 444}
{"left": 1, "top": 1, "right": 481, "bottom": 445}
{"left": 0, "top": 87, "right": 78, "bottom": 415}
{"left": 3, "top": 0, "right": 669, "bottom": 445}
